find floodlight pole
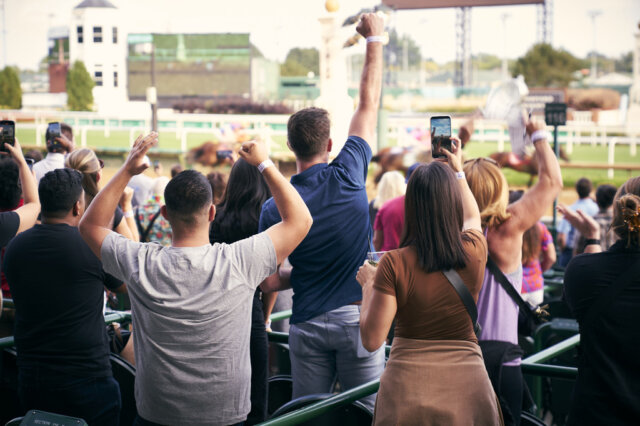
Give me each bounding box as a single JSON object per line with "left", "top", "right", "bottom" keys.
{"left": 150, "top": 39, "right": 158, "bottom": 132}
{"left": 588, "top": 10, "right": 602, "bottom": 80}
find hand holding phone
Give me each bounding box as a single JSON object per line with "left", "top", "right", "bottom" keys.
{"left": 430, "top": 116, "right": 452, "bottom": 159}
{"left": 46, "top": 122, "right": 62, "bottom": 149}
{"left": 0, "top": 120, "right": 16, "bottom": 153}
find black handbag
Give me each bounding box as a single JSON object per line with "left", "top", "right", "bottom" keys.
{"left": 486, "top": 257, "right": 548, "bottom": 336}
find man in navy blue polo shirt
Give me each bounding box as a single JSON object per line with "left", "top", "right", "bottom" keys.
{"left": 259, "top": 13, "right": 385, "bottom": 409}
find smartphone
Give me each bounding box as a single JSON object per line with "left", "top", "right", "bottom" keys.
{"left": 430, "top": 116, "right": 452, "bottom": 159}
{"left": 216, "top": 150, "right": 233, "bottom": 160}
{"left": 26, "top": 158, "right": 35, "bottom": 170}
{"left": 0, "top": 120, "right": 15, "bottom": 153}
{"left": 46, "top": 122, "right": 62, "bottom": 148}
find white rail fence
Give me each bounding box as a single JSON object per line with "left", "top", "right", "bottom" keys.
{"left": 2, "top": 109, "right": 639, "bottom": 175}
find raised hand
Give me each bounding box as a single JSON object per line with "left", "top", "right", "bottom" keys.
{"left": 1, "top": 136, "right": 26, "bottom": 165}
{"left": 557, "top": 204, "right": 600, "bottom": 240}
{"left": 439, "top": 136, "right": 463, "bottom": 173}
{"left": 356, "top": 12, "right": 384, "bottom": 38}
{"left": 124, "top": 132, "right": 158, "bottom": 176}
{"left": 238, "top": 140, "right": 268, "bottom": 167}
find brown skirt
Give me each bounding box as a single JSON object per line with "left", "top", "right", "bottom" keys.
{"left": 373, "top": 337, "right": 504, "bottom": 426}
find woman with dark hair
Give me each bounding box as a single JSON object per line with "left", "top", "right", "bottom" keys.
{"left": 357, "top": 139, "right": 502, "bottom": 424}
{"left": 559, "top": 176, "right": 640, "bottom": 425}
{"left": 463, "top": 119, "right": 562, "bottom": 425}
{"left": 209, "top": 158, "right": 275, "bottom": 424}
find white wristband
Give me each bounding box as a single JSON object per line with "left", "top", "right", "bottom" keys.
{"left": 257, "top": 159, "right": 274, "bottom": 173}
{"left": 455, "top": 171, "right": 466, "bottom": 180}
{"left": 123, "top": 210, "right": 134, "bottom": 218}
{"left": 366, "top": 36, "right": 385, "bottom": 44}
{"left": 531, "top": 130, "right": 550, "bottom": 143}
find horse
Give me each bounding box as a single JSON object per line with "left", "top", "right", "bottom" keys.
{"left": 186, "top": 141, "right": 237, "bottom": 167}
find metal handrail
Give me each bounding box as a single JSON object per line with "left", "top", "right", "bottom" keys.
{"left": 523, "top": 334, "right": 580, "bottom": 365}
{"left": 270, "top": 310, "right": 292, "bottom": 323}
{"left": 3, "top": 298, "right": 14, "bottom": 309}
{"left": 258, "top": 379, "right": 380, "bottom": 426}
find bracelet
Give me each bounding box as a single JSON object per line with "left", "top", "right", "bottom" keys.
{"left": 366, "top": 36, "right": 385, "bottom": 44}
{"left": 530, "top": 130, "right": 550, "bottom": 143}
{"left": 455, "top": 171, "right": 465, "bottom": 180}
{"left": 123, "top": 210, "right": 134, "bottom": 218}
{"left": 265, "top": 319, "right": 272, "bottom": 330}
{"left": 257, "top": 159, "right": 275, "bottom": 173}
{"left": 584, "top": 238, "right": 601, "bottom": 246}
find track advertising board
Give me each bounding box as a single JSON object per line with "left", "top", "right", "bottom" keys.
{"left": 127, "top": 33, "right": 251, "bottom": 102}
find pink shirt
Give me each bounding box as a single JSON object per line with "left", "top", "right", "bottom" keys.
{"left": 374, "top": 195, "right": 405, "bottom": 251}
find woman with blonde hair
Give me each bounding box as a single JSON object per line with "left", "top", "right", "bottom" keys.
{"left": 65, "top": 148, "right": 138, "bottom": 241}
{"left": 369, "top": 171, "right": 406, "bottom": 226}
{"left": 560, "top": 176, "right": 640, "bottom": 425}
{"left": 463, "top": 119, "right": 562, "bottom": 425}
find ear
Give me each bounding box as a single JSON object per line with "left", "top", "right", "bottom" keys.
{"left": 95, "top": 171, "right": 101, "bottom": 183}
{"left": 327, "top": 138, "right": 333, "bottom": 153}
{"left": 208, "top": 204, "right": 216, "bottom": 223}
{"left": 72, "top": 200, "right": 81, "bottom": 217}
{"left": 286, "top": 140, "right": 292, "bottom": 151}
{"left": 160, "top": 205, "right": 169, "bottom": 220}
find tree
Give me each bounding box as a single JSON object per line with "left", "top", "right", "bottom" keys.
{"left": 512, "top": 43, "right": 584, "bottom": 87}
{"left": 66, "top": 61, "right": 94, "bottom": 111}
{"left": 0, "top": 67, "right": 22, "bottom": 109}
{"left": 280, "top": 48, "right": 319, "bottom": 77}
{"left": 614, "top": 51, "right": 633, "bottom": 73}
{"left": 386, "top": 29, "right": 421, "bottom": 68}
{"left": 472, "top": 53, "right": 502, "bottom": 71}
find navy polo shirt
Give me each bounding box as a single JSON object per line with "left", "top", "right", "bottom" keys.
{"left": 259, "top": 136, "right": 372, "bottom": 324}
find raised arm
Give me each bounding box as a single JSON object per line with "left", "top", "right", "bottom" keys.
{"left": 348, "top": 13, "right": 384, "bottom": 143}
{"left": 239, "top": 141, "right": 312, "bottom": 265}
{"left": 507, "top": 119, "right": 563, "bottom": 232}
{"left": 79, "top": 133, "right": 158, "bottom": 259}
{"left": 3, "top": 139, "right": 40, "bottom": 233}
{"left": 556, "top": 204, "right": 602, "bottom": 254}
{"left": 440, "top": 137, "right": 481, "bottom": 232}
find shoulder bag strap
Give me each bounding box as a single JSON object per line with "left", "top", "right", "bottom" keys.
{"left": 581, "top": 257, "right": 640, "bottom": 329}
{"left": 486, "top": 256, "right": 538, "bottom": 322}
{"left": 140, "top": 208, "right": 163, "bottom": 242}
{"left": 443, "top": 269, "right": 482, "bottom": 336}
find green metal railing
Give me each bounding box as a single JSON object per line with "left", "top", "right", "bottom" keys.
{"left": 258, "top": 379, "right": 380, "bottom": 426}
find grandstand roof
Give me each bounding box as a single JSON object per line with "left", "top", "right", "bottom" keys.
{"left": 74, "top": 0, "right": 116, "bottom": 9}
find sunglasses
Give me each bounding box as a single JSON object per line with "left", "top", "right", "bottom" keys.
{"left": 463, "top": 157, "right": 499, "bottom": 167}
{"left": 98, "top": 159, "right": 104, "bottom": 169}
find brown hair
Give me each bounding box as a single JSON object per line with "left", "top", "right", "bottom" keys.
{"left": 611, "top": 176, "right": 640, "bottom": 247}
{"left": 463, "top": 158, "right": 511, "bottom": 230}
{"left": 287, "top": 107, "right": 330, "bottom": 160}
{"left": 522, "top": 223, "right": 542, "bottom": 264}
{"left": 206, "top": 172, "right": 228, "bottom": 206}
{"left": 400, "top": 162, "right": 470, "bottom": 272}
{"left": 65, "top": 148, "right": 101, "bottom": 207}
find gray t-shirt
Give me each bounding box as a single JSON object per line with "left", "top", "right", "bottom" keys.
{"left": 101, "top": 231, "right": 277, "bottom": 426}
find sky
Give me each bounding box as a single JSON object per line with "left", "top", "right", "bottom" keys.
{"left": 1, "top": 0, "right": 639, "bottom": 70}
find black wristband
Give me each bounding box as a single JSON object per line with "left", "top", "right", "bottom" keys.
{"left": 584, "top": 239, "right": 601, "bottom": 246}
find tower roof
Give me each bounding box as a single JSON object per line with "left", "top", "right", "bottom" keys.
{"left": 74, "top": 0, "right": 116, "bottom": 9}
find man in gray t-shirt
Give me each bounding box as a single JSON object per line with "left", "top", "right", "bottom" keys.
{"left": 78, "top": 132, "right": 312, "bottom": 426}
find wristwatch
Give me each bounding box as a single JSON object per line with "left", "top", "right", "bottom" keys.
{"left": 584, "top": 239, "right": 601, "bottom": 246}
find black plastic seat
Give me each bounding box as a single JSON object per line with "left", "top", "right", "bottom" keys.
{"left": 520, "top": 411, "right": 546, "bottom": 426}
{"left": 109, "top": 354, "right": 137, "bottom": 426}
{"left": 269, "top": 393, "right": 373, "bottom": 426}
{"left": 267, "top": 374, "right": 293, "bottom": 416}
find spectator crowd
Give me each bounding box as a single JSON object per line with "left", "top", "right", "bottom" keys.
{"left": 1, "top": 12, "right": 639, "bottom": 426}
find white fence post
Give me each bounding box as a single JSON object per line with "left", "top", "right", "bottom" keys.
{"left": 631, "top": 135, "right": 637, "bottom": 157}
{"left": 81, "top": 128, "right": 88, "bottom": 148}
{"left": 180, "top": 130, "right": 188, "bottom": 153}
{"left": 608, "top": 137, "right": 617, "bottom": 180}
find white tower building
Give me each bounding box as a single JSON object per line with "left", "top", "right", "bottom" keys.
{"left": 69, "top": 0, "right": 127, "bottom": 112}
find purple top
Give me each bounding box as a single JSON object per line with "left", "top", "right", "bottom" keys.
{"left": 477, "top": 264, "right": 523, "bottom": 366}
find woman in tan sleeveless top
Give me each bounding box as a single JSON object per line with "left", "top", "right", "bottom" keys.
{"left": 357, "top": 139, "right": 502, "bottom": 425}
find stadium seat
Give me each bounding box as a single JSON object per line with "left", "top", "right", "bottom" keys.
{"left": 6, "top": 410, "right": 87, "bottom": 426}
{"left": 109, "top": 354, "right": 137, "bottom": 426}
{"left": 267, "top": 375, "right": 293, "bottom": 416}
{"left": 269, "top": 393, "right": 373, "bottom": 425}
{"left": 268, "top": 342, "right": 291, "bottom": 376}
{"left": 520, "top": 411, "right": 547, "bottom": 426}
